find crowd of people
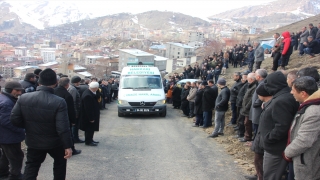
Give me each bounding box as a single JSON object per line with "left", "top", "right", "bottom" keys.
{"left": 167, "top": 64, "right": 320, "bottom": 180}
{"left": 163, "top": 26, "right": 320, "bottom": 179}
{"left": 0, "top": 24, "right": 320, "bottom": 180}
{"left": 0, "top": 68, "right": 119, "bottom": 179}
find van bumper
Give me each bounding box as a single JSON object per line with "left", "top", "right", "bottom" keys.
{"left": 118, "top": 105, "right": 166, "bottom": 115}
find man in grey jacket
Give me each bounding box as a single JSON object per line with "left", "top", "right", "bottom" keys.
{"left": 68, "top": 76, "right": 83, "bottom": 143}
{"left": 250, "top": 69, "right": 268, "bottom": 137}
{"left": 285, "top": 77, "right": 320, "bottom": 180}
{"left": 253, "top": 42, "right": 264, "bottom": 71}
{"left": 299, "top": 26, "right": 309, "bottom": 56}
{"left": 187, "top": 82, "right": 197, "bottom": 118}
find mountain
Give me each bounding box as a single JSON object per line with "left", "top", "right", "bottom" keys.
{"left": 0, "top": 1, "right": 38, "bottom": 33}
{"left": 4, "top": 0, "right": 96, "bottom": 29}
{"left": 49, "top": 11, "right": 210, "bottom": 31}
{"left": 209, "top": 0, "right": 320, "bottom": 28}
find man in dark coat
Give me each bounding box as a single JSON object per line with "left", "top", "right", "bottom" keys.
{"left": 172, "top": 84, "right": 182, "bottom": 109}
{"left": 258, "top": 71, "right": 299, "bottom": 180}
{"left": 19, "top": 73, "right": 37, "bottom": 93}
{"left": 79, "top": 82, "right": 101, "bottom": 146}
{"left": 193, "top": 81, "right": 204, "bottom": 127}
{"left": 202, "top": 81, "right": 218, "bottom": 128}
{"left": 180, "top": 84, "right": 190, "bottom": 117}
{"left": 68, "top": 76, "right": 83, "bottom": 143}
{"left": 208, "top": 78, "right": 230, "bottom": 138}
{"left": 228, "top": 72, "right": 243, "bottom": 126}
{"left": 54, "top": 77, "right": 81, "bottom": 155}
{"left": 234, "top": 72, "right": 248, "bottom": 138}
{"left": 78, "top": 78, "right": 90, "bottom": 97}
{"left": 0, "top": 82, "right": 24, "bottom": 180}
{"left": 11, "top": 68, "right": 73, "bottom": 180}
{"left": 247, "top": 47, "right": 255, "bottom": 72}
{"left": 239, "top": 73, "right": 258, "bottom": 142}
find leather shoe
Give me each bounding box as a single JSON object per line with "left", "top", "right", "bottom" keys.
{"left": 85, "top": 142, "right": 97, "bottom": 146}
{"left": 92, "top": 140, "right": 99, "bottom": 144}
{"left": 218, "top": 133, "right": 224, "bottom": 136}
{"left": 72, "top": 149, "right": 82, "bottom": 155}
{"left": 207, "top": 134, "right": 218, "bottom": 138}
{"left": 74, "top": 139, "right": 85, "bottom": 143}
{"left": 233, "top": 135, "right": 244, "bottom": 139}
{"left": 244, "top": 175, "right": 257, "bottom": 180}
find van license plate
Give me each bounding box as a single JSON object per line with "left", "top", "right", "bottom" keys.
{"left": 137, "top": 109, "right": 149, "bottom": 112}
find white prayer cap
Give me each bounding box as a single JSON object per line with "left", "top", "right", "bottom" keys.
{"left": 89, "top": 82, "right": 99, "bottom": 88}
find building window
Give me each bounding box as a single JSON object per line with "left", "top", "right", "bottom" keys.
{"left": 172, "top": 56, "right": 174, "bottom": 58}
{"left": 185, "top": 53, "right": 187, "bottom": 56}
{"left": 178, "top": 52, "right": 180, "bottom": 55}
{"left": 177, "top": 56, "right": 179, "bottom": 58}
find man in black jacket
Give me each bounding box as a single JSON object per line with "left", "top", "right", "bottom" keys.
{"left": 78, "top": 78, "right": 90, "bottom": 97}
{"left": 19, "top": 73, "right": 37, "bottom": 93}
{"left": 11, "top": 68, "right": 73, "bottom": 180}
{"left": 208, "top": 78, "right": 230, "bottom": 138}
{"left": 303, "top": 36, "right": 320, "bottom": 57}
{"left": 54, "top": 77, "right": 81, "bottom": 156}
{"left": 202, "top": 81, "right": 218, "bottom": 128}
{"left": 228, "top": 72, "right": 243, "bottom": 126}
{"left": 309, "top": 23, "right": 318, "bottom": 39}
{"left": 258, "top": 71, "right": 299, "bottom": 180}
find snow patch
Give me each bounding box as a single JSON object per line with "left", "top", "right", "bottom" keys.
{"left": 131, "top": 16, "right": 138, "bottom": 24}
{"left": 168, "top": 21, "right": 175, "bottom": 25}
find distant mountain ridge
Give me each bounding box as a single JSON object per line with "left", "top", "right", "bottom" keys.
{"left": 209, "top": 0, "right": 320, "bottom": 28}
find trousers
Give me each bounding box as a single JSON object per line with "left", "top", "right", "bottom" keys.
{"left": 85, "top": 131, "right": 95, "bottom": 144}
{"left": 0, "top": 143, "right": 24, "bottom": 179}
{"left": 244, "top": 116, "right": 253, "bottom": 140}
{"left": 263, "top": 151, "right": 288, "bottom": 180}
{"left": 212, "top": 111, "right": 226, "bottom": 134}
{"left": 23, "top": 145, "right": 66, "bottom": 180}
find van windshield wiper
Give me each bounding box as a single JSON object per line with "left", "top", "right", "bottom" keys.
{"left": 135, "top": 87, "right": 151, "bottom": 89}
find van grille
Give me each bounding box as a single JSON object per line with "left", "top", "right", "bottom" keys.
{"left": 128, "top": 102, "right": 156, "bottom": 106}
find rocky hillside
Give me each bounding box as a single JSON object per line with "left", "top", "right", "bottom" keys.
{"left": 209, "top": 0, "right": 320, "bottom": 28}
{"left": 255, "top": 13, "right": 320, "bottom": 39}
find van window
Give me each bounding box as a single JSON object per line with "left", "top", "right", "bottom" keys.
{"left": 121, "top": 75, "right": 162, "bottom": 89}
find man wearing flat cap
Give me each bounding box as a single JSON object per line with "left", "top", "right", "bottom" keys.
{"left": 10, "top": 68, "right": 73, "bottom": 180}
{"left": 0, "top": 81, "right": 24, "bottom": 180}
{"left": 79, "top": 82, "right": 101, "bottom": 146}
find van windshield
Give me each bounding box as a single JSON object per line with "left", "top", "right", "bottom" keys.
{"left": 121, "top": 75, "right": 162, "bottom": 89}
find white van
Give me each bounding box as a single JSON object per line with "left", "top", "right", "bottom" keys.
{"left": 117, "top": 63, "right": 167, "bottom": 117}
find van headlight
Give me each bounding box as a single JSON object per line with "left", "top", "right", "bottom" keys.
{"left": 155, "top": 99, "right": 166, "bottom": 105}
{"left": 118, "top": 100, "right": 129, "bottom": 106}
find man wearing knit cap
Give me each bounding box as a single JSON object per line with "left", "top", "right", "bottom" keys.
{"left": 33, "top": 69, "right": 42, "bottom": 86}
{"left": 258, "top": 71, "right": 299, "bottom": 180}
{"left": 11, "top": 68, "right": 73, "bottom": 180}
{"left": 208, "top": 78, "right": 230, "bottom": 138}
{"left": 0, "top": 81, "right": 24, "bottom": 180}
{"left": 246, "top": 83, "right": 272, "bottom": 180}
{"left": 68, "top": 76, "right": 83, "bottom": 143}
{"left": 79, "top": 82, "right": 101, "bottom": 146}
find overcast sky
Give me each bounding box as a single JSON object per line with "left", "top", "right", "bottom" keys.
{"left": 74, "top": 0, "right": 276, "bottom": 20}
